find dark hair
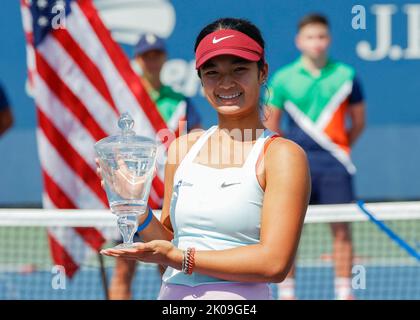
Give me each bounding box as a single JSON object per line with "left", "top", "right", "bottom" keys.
{"left": 194, "top": 18, "right": 266, "bottom": 73}
{"left": 298, "top": 13, "right": 329, "bottom": 31}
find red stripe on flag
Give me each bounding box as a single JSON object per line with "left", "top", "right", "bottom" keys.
{"left": 78, "top": 0, "right": 167, "bottom": 202}
{"left": 51, "top": 28, "right": 119, "bottom": 115}
{"left": 148, "top": 192, "right": 160, "bottom": 210}
{"left": 78, "top": 0, "right": 168, "bottom": 135}
{"left": 74, "top": 227, "right": 105, "bottom": 251}
{"left": 23, "top": 31, "right": 34, "bottom": 45}
{"left": 36, "top": 52, "right": 108, "bottom": 142}
{"left": 44, "top": 169, "right": 106, "bottom": 250}
{"left": 48, "top": 233, "right": 79, "bottom": 278}
{"left": 38, "top": 109, "right": 108, "bottom": 206}
{"left": 152, "top": 178, "right": 164, "bottom": 201}
{"left": 43, "top": 171, "right": 81, "bottom": 278}
{"left": 43, "top": 169, "right": 77, "bottom": 208}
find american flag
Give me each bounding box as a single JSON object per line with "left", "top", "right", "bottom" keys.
{"left": 20, "top": 0, "right": 176, "bottom": 277}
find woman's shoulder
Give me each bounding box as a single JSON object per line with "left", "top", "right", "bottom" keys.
{"left": 167, "top": 129, "right": 207, "bottom": 166}
{"left": 264, "top": 137, "right": 308, "bottom": 169}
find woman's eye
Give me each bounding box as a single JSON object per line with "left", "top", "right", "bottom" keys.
{"left": 205, "top": 70, "right": 218, "bottom": 76}
{"left": 234, "top": 67, "right": 247, "bottom": 73}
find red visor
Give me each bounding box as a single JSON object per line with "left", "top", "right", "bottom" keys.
{"left": 195, "top": 29, "right": 264, "bottom": 69}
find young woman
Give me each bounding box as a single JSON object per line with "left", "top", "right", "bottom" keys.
{"left": 100, "top": 18, "right": 311, "bottom": 300}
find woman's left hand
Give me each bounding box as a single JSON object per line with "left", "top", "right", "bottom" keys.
{"left": 100, "top": 240, "right": 183, "bottom": 270}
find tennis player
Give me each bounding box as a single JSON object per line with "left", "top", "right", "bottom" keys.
{"left": 100, "top": 17, "right": 311, "bottom": 300}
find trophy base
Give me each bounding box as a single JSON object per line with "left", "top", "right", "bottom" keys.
{"left": 112, "top": 243, "right": 137, "bottom": 249}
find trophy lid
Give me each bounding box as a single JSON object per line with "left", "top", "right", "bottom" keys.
{"left": 94, "top": 113, "right": 157, "bottom": 154}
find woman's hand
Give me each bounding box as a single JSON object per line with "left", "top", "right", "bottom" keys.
{"left": 95, "top": 157, "right": 106, "bottom": 189}
{"left": 100, "top": 240, "right": 183, "bottom": 270}
{"left": 95, "top": 157, "right": 146, "bottom": 199}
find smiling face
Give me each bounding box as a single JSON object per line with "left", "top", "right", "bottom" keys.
{"left": 199, "top": 55, "right": 267, "bottom": 116}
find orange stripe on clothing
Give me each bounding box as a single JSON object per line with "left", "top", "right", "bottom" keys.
{"left": 323, "top": 98, "right": 351, "bottom": 154}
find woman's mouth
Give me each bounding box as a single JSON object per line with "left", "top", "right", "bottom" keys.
{"left": 216, "top": 92, "right": 243, "bottom": 104}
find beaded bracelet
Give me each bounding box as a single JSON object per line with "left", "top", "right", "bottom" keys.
{"left": 181, "top": 247, "right": 196, "bottom": 275}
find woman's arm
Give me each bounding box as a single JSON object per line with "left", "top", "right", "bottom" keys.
{"left": 190, "top": 139, "right": 310, "bottom": 282}
{"left": 103, "top": 138, "right": 310, "bottom": 283}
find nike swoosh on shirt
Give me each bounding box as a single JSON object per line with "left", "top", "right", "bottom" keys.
{"left": 212, "top": 35, "right": 234, "bottom": 44}
{"left": 220, "top": 182, "right": 241, "bottom": 188}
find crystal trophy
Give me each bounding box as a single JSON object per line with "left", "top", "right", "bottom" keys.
{"left": 95, "top": 113, "right": 157, "bottom": 248}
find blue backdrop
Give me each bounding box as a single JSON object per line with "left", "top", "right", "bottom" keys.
{"left": 0, "top": 0, "right": 419, "bottom": 205}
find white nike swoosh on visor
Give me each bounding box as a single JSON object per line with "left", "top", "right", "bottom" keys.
{"left": 212, "top": 35, "right": 234, "bottom": 44}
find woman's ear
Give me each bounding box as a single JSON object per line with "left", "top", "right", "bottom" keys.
{"left": 260, "top": 62, "right": 269, "bottom": 85}
{"left": 260, "top": 76, "right": 267, "bottom": 85}
{"left": 197, "top": 70, "right": 204, "bottom": 86}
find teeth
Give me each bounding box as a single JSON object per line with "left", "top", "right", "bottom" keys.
{"left": 218, "top": 92, "right": 241, "bottom": 99}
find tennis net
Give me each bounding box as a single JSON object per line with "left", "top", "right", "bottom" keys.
{"left": 0, "top": 201, "right": 419, "bottom": 299}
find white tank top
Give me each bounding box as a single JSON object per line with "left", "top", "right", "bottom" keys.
{"left": 162, "top": 125, "right": 277, "bottom": 286}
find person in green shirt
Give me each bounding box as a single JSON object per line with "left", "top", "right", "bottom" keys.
{"left": 109, "top": 33, "right": 201, "bottom": 300}
{"left": 265, "top": 14, "right": 366, "bottom": 300}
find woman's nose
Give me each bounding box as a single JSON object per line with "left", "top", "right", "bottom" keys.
{"left": 218, "top": 74, "right": 235, "bottom": 89}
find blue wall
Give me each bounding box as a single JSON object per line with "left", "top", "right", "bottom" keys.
{"left": 1, "top": 0, "right": 419, "bottom": 205}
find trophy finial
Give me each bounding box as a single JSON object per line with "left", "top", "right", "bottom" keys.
{"left": 118, "top": 112, "right": 135, "bottom": 136}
